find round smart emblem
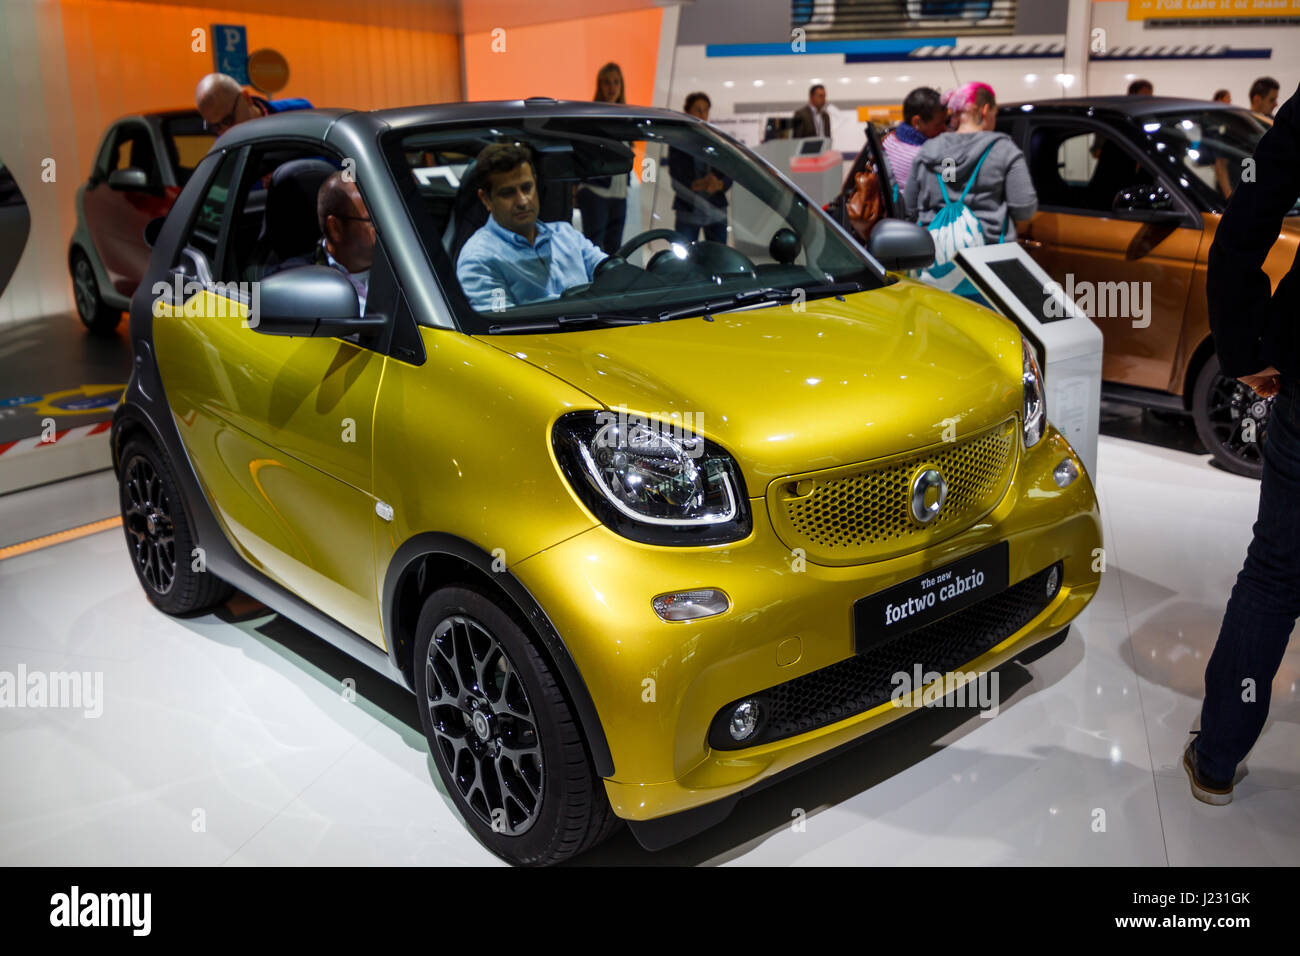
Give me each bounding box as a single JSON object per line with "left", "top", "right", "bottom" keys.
{"left": 910, "top": 468, "right": 948, "bottom": 524}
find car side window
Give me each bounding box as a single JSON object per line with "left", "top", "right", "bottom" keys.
{"left": 1028, "top": 124, "right": 1155, "bottom": 215}
{"left": 161, "top": 115, "right": 216, "bottom": 188}
{"left": 170, "top": 149, "right": 240, "bottom": 288}
{"left": 107, "top": 124, "right": 159, "bottom": 187}
{"left": 220, "top": 145, "right": 346, "bottom": 284}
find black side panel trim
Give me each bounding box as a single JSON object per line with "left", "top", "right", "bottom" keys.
{"left": 110, "top": 405, "right": 407, "bottom": 688}
{"left": 625, "top": 795, "right": 740, "bottom": 852}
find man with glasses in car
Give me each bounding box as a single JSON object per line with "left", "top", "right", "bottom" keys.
{"left": 457, "top": 143, "right": 607, "bottom": 312}
{"left": 271, "top": 171, "right": 375, "bottom": 312}
{"left": 195, "top": 72, "right": 313, "bottom": 135}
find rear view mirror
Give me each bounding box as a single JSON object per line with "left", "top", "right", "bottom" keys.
{"left": 252, "top": 266, "right": 385, "bottom": 337}
{"left": 866, "top": 219, "right": 935, "bottom": 271}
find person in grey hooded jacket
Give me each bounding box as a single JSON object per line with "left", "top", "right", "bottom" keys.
{"left": 902, "top": 81, "right": 1037, "bottom": 244}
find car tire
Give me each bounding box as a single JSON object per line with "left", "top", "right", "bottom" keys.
{"left": 118, "top": 436, "right": 234, "bottom": 614}
{"left": 413, "top": 585, "right": 621, "bottom": 866}
{"left": 1191, "top": 353, "right": 1268, "bottom": 479}
{"left": 70, "top": 248, "right": 122, "bottom": 334}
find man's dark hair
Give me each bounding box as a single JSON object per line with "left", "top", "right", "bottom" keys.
{"left": 1213, "top": 88, "right": 1231, "bottom": 102}
{"left": 1249, "top": 76, "right": 1280, "bottom": 102}
{"left": 683, "top": 91, "right": 711, "bottom": 114}
{"left": 317, "top": 171, "right": 356, "bottom": 234}
{"left": 809, "top": 83, "right": 825, "bottom": 98}
{"left": 474, "top": 142, "right": 533, "bottom": 194}
{"left": 902, "top": 86, "right": 942, "bottom": 125}
{"left": 1127, "top": 78, "right": 1153, "bottom": 96}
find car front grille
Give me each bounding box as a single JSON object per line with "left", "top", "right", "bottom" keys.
{"left": 766, "top": 418, "right": 1018, "bottom": 566}
{"left": 707, "top": 561, "right": 1061, "bottom": 751}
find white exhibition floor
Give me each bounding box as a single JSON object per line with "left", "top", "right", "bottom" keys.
{"left": 0, "top": 434, "right": 1296, "bottom": 867}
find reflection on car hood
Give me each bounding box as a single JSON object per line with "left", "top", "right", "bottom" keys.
{"left": 486, "top": 280, "right": 1025, "bottom": 493}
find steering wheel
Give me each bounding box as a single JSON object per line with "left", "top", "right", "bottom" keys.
{"left": 613, "top": 228, "right": 685, "bottom": 261}
{"left": 615, "top": 228, "right": 757, "bottom": 280}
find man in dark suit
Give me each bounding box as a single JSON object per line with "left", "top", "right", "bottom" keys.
{"left": 1187, "top": 82, "right": 1300, "bottom": 805}
{"left": 792, "top": 84, "right": 830, "bottom": 139}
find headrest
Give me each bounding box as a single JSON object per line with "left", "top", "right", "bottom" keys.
{"left": 265, "top": 158, "right": 337, "bottom": 261}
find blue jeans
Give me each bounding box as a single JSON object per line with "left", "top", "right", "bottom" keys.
{"left": 1196, "top": 377, "right": 1300, "bottom": 781}
{"left": 577, "top": 190, "right": 626, "bottom": 256}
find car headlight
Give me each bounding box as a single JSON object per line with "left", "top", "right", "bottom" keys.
{"left": 1022, "top": 336, "right": 1046, "bottom": 449}
{"left": 552, "top": 410, "right": 751, "bottom": 545}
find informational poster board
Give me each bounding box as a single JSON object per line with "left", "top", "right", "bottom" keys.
{"left": 1128, "top": 0, "right": 1300, "bottom": 19}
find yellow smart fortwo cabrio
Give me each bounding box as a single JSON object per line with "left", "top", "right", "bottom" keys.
{"left": 113, "top": 100, "right": 1100, "bottom": 865}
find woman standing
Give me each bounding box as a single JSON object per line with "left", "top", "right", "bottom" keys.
{"left": 577, "top": 63, "right": 629, "bottom": 254}
{"left": 902, "top": 81, "right": 1037, "bottom": 297}
{"left": 668, "top": 92, "right": 731, "bottom": 243}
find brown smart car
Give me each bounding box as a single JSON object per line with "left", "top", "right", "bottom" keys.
{"left": 997, "top": 96, "right": 1300, "bottom": 477}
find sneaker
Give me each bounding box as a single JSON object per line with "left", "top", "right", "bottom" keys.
{"left": 1183, "top": 741, "right": 1233, "bottom": 805}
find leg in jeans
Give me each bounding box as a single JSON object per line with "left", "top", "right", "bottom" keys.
{"left": 577, "top": 189, "right": 608, "bottom": 249}
{"left": 1196, "top": 379, "right": 1300, "bottom": 781}
{"left": 674, "top": 214, "right": 701, "bottom": 243}
{"left": 702, "top": 219, "right": 728, "bottom": 244}
{"left": 602, "top": 198, "right": 627, "bottom": 255}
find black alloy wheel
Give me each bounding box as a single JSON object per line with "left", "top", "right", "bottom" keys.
{"left": 412, "top": 586, "right": 621, "bottom": 865}
{"left": 1192, "top": 353, "right": 1270, "bottom": 479}
{"left": 424, "top": 613, "right": 545, "bottom": 836}
{"left": 70, "top": 249, "right": 122, "bottom": 334}
{"left": 123, "top": 455, "right": 176, "bottom": 595}
{"left": 117, "top": 437, "right": 233, "bottom": 614}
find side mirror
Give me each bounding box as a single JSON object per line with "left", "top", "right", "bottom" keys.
{"left": 1111, "top": 184, "right": 1184, "bottom": 224}
{"left": 143, "top": 217, "right": 165, "bottom": 248}
{"left": 251, "top": 266, "right": 385, "bottom": 337}
{"left": 866, "top": 219, "right": 935, "bottom": 271}
{"left": 108, "top": 168, "right": 150, "bottom": 191}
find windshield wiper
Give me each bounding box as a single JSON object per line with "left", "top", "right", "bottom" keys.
{"left": 486, "top": 312, "right": 651, "bottom": 334}
{"left": 485, "top": 281, "right": 864, "bottom": 332}
{"left": 656, "top": 280, "right": 862, "bottom": 322}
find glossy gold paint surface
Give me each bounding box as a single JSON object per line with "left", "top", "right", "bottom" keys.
{"left": 154, "top": 292, "right": 385, "bottom": 640}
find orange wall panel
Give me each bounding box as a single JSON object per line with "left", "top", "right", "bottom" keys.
{"left": 463, "top": 7, "right": 662, "bottom": 105}
{"left": 57, "top": 0, "right": 463, "bottom": 178}
{"left": 0, "top": 0, "right": 464, "bottom": 324}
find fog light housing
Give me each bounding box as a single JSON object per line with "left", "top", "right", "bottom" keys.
{"left": 1053, "top": 458, "right": 1079, "bottom": 488}
{"left": 651, "top": 588, "right": 729, "bottom": 622}
{"left": 729, "top": 699, "right": 761, "bottom": 742}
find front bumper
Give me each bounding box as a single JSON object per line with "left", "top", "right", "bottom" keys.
{"left": 511, "top": 425, "right": 1100, "bottom": 824}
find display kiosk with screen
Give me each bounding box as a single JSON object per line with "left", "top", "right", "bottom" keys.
{"left": 753, "top": 136, "right": 841, "bottom": 206}
{"left": 955, "top": 243, "right": 1104, "bottom": 478}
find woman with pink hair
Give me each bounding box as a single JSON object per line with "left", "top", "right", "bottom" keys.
{"left": 941, "top": 81, "right": 996, "bottom": 122}
{"left": 901, "top": 81, "right": 1037, "bottom": 295}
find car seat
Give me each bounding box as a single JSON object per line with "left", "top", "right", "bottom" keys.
{"left": 248, "top": 158, "right": 336, "bottom": 278}
{"left": 445, "top": 160, "right": 488, "bottom": 265}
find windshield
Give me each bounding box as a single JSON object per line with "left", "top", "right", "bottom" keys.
{"left": 1144, "top": 108, "right": 1300, "bottom": 215}
{"left": 386, "top": 115, "right": 884, "bottom": 332}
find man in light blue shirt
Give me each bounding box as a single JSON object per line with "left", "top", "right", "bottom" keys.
{"left": 457, "top": 143, "right": 607, "bottom": 312}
